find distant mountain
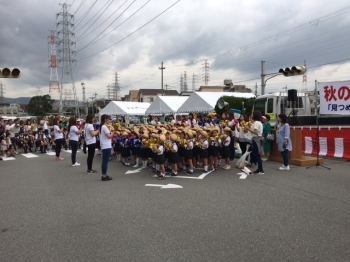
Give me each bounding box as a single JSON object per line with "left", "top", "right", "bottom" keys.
{"left": 3, "top": 97, "right": 32, "bottom": 104}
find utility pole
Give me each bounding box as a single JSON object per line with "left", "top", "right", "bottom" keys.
{"left": 159, "top": 62, "right": 165, "bottom": 96}
{"left": 165, "top": 84, "right": 168, "bottom": 90}
{"left": 255, "top": 83, "right": 258, "bottom": 97}
{"left": 0, "top": 82, "right": 5, "bottom": 104}
{"left": 261, "top": 60, "right": 265, "bottom": 95}
{"left": 180, "top": 73, "right": 184, "bottom": 92}
{"left": 81, "top": 82, "right": 87, "bottom": 116}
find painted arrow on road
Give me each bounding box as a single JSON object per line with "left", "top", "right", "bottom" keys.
{"left": 145, "top": 183, "right": 183, "bottom": 189}
{"left": 125, "top": 167, "right": 144, "bottom": 174}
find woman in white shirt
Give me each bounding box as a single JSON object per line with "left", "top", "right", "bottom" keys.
{"left": 53, "top": 117, "right": 64, "bottom": 161}
{"left": 248, "top": 110, "right": 265, "bottom": 175}
{"left": 68, "top": 117, "right": 82, "bottom": 167}
{"left": 85, "top": 114, "right": 100, "bottom": 174}
{"left": 100, "top": 114, "right": 114, "bottom": 181}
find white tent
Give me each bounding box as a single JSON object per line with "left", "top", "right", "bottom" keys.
{"left": 145, "top": 96, "right": 189, "bottom": 115}
{"left": 177, "top": 92, "right": 255, "bottom": 113}
{"left": 99, "top": 101, "right": 150, "bottom": 115}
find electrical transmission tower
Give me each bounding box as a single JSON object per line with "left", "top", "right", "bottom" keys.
{"left": 192, "top": 73, "right": 197, "bottom": 91}
{"left": 64, "top": 89, "right": 72, "bottom": 106}
{"left": 36, "top": 87, "right": 42, "bottom": 96}
{"left": 184, "top": 71, "right": 188, "bottom": 91}
{"left": 180, "top": 73, "right": 184, "bottom": 92}
{"left": 114, "top": 71, "right": 121, "bottom": 100}
{"left": 106, "top": 84, "right": 112, "bottom": 100}
{"left": 203, "top": 60, "right": 210, "bottom": 85}
{"left": 48, "top": 30, "right": 60, "bottom": 94}
{"left": 57, "top": 3, "right": 79, "bottom": 115}
{"left": 301, "top": 60, "right": 307, "bottom": 91}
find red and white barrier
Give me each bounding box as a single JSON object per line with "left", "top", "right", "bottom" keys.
{"left": 298, "top": 127, "right": 350, "bottom": 160}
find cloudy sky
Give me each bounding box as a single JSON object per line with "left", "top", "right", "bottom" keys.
{"left": 1, "top": 0, "right": 350, "bottom": 102}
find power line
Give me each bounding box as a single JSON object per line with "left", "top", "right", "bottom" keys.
{"left": 74, "top": 0, "right": 98, "bottom": 28}
{"left": 78, "top": 0, "right": 180, "bottom": 59}
{"left": 79, "top": 0, "right": 151, "bottom": 49}
{"left": 72, "top": 0, "right": 86, "bottom": 15}
{"left": 76, "top": 0, "right": 131, "bottom": 42}
{"left": 75, "top": 0, "right": 114, "bottom": 39}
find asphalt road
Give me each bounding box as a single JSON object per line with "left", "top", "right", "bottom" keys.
{"left": 0, "top": 150, "right": 349, "bottom": 262}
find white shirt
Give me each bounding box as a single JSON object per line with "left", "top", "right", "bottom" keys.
{"left": 172, "top": 143, "right": 178, "bottom": 152}
{"left": 251, "top": 121, "right": 263, "bottom": 137}
{"left": 54, "top": 125, "right": 63, "bottom": 139}
{"left": 170, "top": 119, "right": 176, "bottom": 125}
{"left": 42, "top": 120, "right": 48, "bottom": 130}
{"left": 223, "top": 136, "right": 231, "bottom": 146}
{"left": 201, "top": 139, "right": 208, "bottom": 149}
{"left": 84, "top": 124, "right": 96, "bottom": 145}
{"left": 187, "top": 119, "right": 197, "bottom": 127}
{"left": 157, "top": 145, "right": 164, "bottom": 155}
{"left": 69, "top": 126, "right": 79, "bottom": 141}
{"left": 9, "top": 124, "right": 19, "bottom": 138}
{"left": 187, "top": 140, "right": 194, "bottom": 150}
{"left": 35, "top": 133, "right": 47, "bottom": 140}
{"left": 100, "top": 125, "right": 112, "bottom": 150}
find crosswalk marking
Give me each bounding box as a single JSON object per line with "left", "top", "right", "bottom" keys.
{"left": 22, "top": 153, "right": 39, "bottom": 158}
{"left": 2, "top": 157, "right": 16, "bottom": 161}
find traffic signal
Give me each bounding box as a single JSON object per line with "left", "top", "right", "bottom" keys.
{"left": 0, "top": 68, "right": 20, "bottom": 78}
{"left": 279, "top": 66, "right": 306, "bottom": 77}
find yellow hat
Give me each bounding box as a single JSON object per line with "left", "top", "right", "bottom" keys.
{"left": 159, "top": 134, "right": 166, "bottom": 142}
{"left": 170, "top": 133, "right": 178, "bottom": 142}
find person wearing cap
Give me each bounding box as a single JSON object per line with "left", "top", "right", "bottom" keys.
{"left": 199, "top": 131, "right": 209, "bottom": 173}
{"left": 156, "top": 134, "right": 166, "bottom": 180}
{"left": 262, "top": 115, "right": 272, "bottom": 161}
{"left": 168, "top": 133, "right": 179, "bottom": 176}
{"left": 99, "top": 114, "right": 114, "bottom": 181}
{"left": 184, "top": 131, "right": 194, "bottom": 175}
{"left": 222, "top": 127, "right": 232, "bottom": 169}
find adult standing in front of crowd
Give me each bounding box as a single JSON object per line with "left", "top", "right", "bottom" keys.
{"left": 248, "top": 110, "right": 264, "bottom": 175}
{"left": 262, "top": 115, "right": 272, "bottom": 161}
{"left": 276, "top": 113, "right": 292, "bottom": 171}
{"left": 100, "top": 114, "right": 114, "bottom": 181}
{"left": 85, "top": 114, "right": 99, "bottom": 174}
{"left": 53, "top": 116, "right": 64, "bottom": 161}
{"left": 68, "top": 117, "right": 82, "bottom": 167}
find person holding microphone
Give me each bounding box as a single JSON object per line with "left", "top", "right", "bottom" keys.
{"left": 100, "top": 114, "right": 114, "bottom": 181}
{"left": 53, "top": 116, "right": 64, "bottom": 161}
{"left": 68, "top": 117, "right": 82, "bottom": 166}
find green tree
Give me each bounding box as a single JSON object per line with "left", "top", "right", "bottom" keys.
{"left": 215, "top": 96, "right": 256, "bottom": 116}
{"left": 27, "top": 95, "right": 54, "bottom": 116}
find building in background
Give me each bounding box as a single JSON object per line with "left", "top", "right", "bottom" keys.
{"left": 137, "top": 89, "right": 179, "bottom": 102}
{"left": 0, "top": 103, "right": 27, "bottom": 117}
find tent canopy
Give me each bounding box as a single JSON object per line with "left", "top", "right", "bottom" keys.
{"left": 177, "top": 92, "right": 255, "bottom": 113}
{"left": 99, "top": 101, "right": 150, "bottom": 115}
{"left": 145, "top": 96, "right": 188, "bottom": 115}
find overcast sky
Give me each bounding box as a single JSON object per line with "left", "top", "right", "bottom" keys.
{"left": 1, "top": 0, "right": 350, "bottom": 101}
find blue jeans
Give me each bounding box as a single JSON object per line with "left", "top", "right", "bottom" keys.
{"left": 101, "top": 148, "right": 111, "bottom": 175}
{"left": 70, "top": 140, "right": 78, "bottom": 164}
{"left": 252, "top": 140, "right": 263, "bottom": 172}
{"left": 281, "top": 149, "right": 289, "bottom": 166}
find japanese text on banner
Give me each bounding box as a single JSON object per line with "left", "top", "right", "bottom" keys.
{"left": 318, "top": 81, "right": 350, "bottom": 115}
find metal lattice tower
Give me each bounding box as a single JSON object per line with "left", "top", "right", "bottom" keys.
{"left": 184, "top": 71, "right": 188, "bottom": 91}
{"left": 57, "top": 3, "right": 79, "bottom": 115}
{"left": 192, "top": 73, "right": 197, "bottom": 91}
{"left": 114, "top": 71, "right": 121, "bottom": 100}
{"left": 48, "top": 30, "right": 60, "bottom": 94}
{"left": 106, "top": 84, "right": 112, "bottom": 100}
{"left": 64, "top": 89, "right": 72, "bottom": 106}
{"left": 301, "top": 60, "right": 307, "bottom": 91}
{"left": 203, "top": 60, "right": 210, "bottom": 85}
{"left": 180, "top": 73, "right": 184, "bottom": 92}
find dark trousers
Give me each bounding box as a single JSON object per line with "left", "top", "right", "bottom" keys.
{"left": 239, "top": 141, "right": 247, "bottom": 155}
{"left": 101, "top": 148, "right": 112, "bottom": 175}
{"left": 55, "top": 138, "right": 62, "bottom": 157}
{"left": 87, "top": 143, "right": 96, "bottom": 171}
{"left": 70, "top": 140, "right": 78, "bottom": 164}
{"left": 252, "top": 140, "right": 263, "bottom": 172}
{"left": 281, "top": 149, "right": 289, "bottom": 166}
{"left": 10, "top": 137, "right": 17, "bottom": 151}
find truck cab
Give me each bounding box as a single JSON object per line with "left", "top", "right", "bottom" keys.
{"left": 253, "top": 92, "right": 312, "bottom": 126}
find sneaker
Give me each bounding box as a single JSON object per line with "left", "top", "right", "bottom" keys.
{"left": 170, "top": 173, "right": 177, "bottom": 177}
{"left": 72, "top": 162, "right": 81, "bottom": 167}
{"left": 101, "top": 175, "right": 112, "bottom": 181}
{"left": 262, "top": 158, "right": 267, "bottom": 162}
{"left": 279, "top": 165, "right": 287, "bottom": 170}
{"left": 133, "top": 164, "right": 139, "bottom": 168}
{"left": 87, "top": 169, "right": 97, "bottom": 174}
{"left": 253, "top": 170, "right": 260, "bottom": 174}
{"left": 157, "top": 175, "right": 165, "bottom": 180}
{"left": 186, "top": 170, "right": 194, "bottom": 175}
{"left": 285, "top": 165, "right": 290, "bottom": 170}
{"left": 258, "top": 171, "right": 265, "bottom": 175}
{"left": 223, "top": 165, "right": 231, "bottom": 170}
{"left": 56, "top": 157, "right": 64, "bottom": 161}
{"left": 201, "top": 169, "right": 208, "bottom": 173}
